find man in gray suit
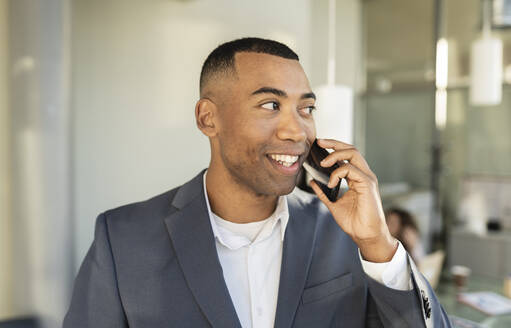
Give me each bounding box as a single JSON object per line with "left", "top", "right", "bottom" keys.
{"left": 64, "top": 38, "right": 451, "bottom": 327}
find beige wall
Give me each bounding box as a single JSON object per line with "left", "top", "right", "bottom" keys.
{"left": 0, "top": 0, "right": 13, "bottom": 319}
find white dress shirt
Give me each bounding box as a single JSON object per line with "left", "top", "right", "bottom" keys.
{"left": 203, "top": 172, "right": 411, "bottom": 328}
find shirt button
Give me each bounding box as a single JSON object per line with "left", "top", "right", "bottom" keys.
{"left": 257, "top": 307, "right": 263, "bottom": 316}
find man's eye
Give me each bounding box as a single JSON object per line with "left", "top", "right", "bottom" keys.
{"left": 301, "top": 106, "right": 316, "bottom": 115}
{"left": 261, "top": 102, "right": 279, "bottom": 110}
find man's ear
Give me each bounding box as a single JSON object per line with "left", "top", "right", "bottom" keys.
{"left": 195, "top": 98, "right": 219, "bottom": 137}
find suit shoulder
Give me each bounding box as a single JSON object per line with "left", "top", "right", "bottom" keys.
{"left": 102, "top": 186, "right": 180, "bottom": 224}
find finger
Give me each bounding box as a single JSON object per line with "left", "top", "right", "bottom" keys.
{"left": 320, "top": 149, "right": 375, "bottom": 179}
{"left": 309, "top": 179, "right": 334, "bottom": 207}
{"left": 327, "top": 162, "right": 375, "bottom": 189}
{"left": 318, "top": 139, "right": 376, "bottom": 180}
{"left": 317, "top": 138, "right": 354, "bottom": 151}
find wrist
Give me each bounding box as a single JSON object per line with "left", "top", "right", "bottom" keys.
{"left": 358, "top": 234, "right": 398, "bottom": 263}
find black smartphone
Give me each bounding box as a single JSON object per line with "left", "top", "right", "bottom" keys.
{"left": 303, "top": 139, "right": 342, "bottom": 202}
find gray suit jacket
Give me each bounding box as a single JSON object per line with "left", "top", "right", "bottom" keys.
{"left": 64, "top": 170, "right": 451, "bottom": 327}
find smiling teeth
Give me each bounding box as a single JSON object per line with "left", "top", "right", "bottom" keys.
{"left": 269, "top": 154, "right": 299, "bottom": 167}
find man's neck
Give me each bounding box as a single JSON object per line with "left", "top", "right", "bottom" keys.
{"left": 205, "top": 167, "right": 278, "bottom": 224}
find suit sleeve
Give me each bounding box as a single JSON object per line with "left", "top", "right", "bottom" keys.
{"left": 364, "top": 254, "right": 452, "bottom": 328}
{"left": 63, "top": 213, "right": 128, "bottom": 328}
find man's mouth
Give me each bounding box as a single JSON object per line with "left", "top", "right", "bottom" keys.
{"left": 266, "top": 153, "right": 303, "bottom": 176}
{"left": 268, "top": 154, "right": 299, "bottom": 167}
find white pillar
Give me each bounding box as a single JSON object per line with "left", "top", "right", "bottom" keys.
{"left": 0, "top": 0, "right": 13, "bottom": 319}
{"left": 9, "top": 0, "right": 73, "bottom": 326}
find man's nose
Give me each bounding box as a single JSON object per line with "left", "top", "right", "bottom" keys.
{"left": 276, "top": 109, "right": 307, "bottom": 143}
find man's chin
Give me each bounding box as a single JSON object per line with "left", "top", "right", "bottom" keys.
{"left": 267, "top": 177, "right": 298, "bottom": 196}
{"left": 279, "top": 183, "right": 297, "bottom": 195}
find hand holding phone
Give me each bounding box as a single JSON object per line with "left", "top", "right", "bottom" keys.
{"left": 303, "top": 139, "right": 342, "bottom": 202}
{"left": 306, "top": 138, "right": 397, "bottom": 263}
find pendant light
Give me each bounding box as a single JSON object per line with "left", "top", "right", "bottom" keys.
{"left": 314, "top": 0, "right": 354, "bottom": 144}
{"left": 470, "top": 0, "right": 503, "bottom": 106}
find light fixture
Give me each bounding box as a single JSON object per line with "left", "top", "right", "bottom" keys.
{"left": 470, "top": 0, "right": 503, "bottom": 106}
{"left": 435, "top": 38, "right": 448, "bottom": 130}
{"left": 435, "top": 38, "right": 449, "bottom": 89}
{"left": 314, "top": 0, "right": 354, "bottom": 144}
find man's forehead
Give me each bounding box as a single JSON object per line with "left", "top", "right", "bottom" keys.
{"left": 234, "top": 52, "right": 302, "bottom": 73}
{"left": 233, "top": 52, "right": 311, "bottom": 93}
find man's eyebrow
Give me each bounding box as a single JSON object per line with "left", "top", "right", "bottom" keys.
{"left": 251, "top": 87, "right": 317, "bottom": 101}
{"left": 251, "top": 87, "right": 287, "bottom": 98}
{"left": 301, "top": 92, "right": 316, "bottom": 100}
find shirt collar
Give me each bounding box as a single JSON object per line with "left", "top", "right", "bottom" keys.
{"left": 202, "top": 171, "right": 289, "bottom": 243}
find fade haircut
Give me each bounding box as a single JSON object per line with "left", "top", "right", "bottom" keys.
{"left": 199, "top": 37, "right": 299, "bottom": 95}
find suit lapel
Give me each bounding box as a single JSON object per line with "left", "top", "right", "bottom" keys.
{"left": 164, "top": 171, "right": 242, "bottom": 328}
{"left": 274, "top": 193, "right": 318, "bottom": 328}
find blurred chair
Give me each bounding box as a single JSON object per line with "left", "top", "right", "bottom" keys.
{"left": 418, "top": 250, "right": 445, "bottom": 289}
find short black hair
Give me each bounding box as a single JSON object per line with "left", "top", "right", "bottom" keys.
{"left": 199, "top": 37, "right": 299, "bottom": 94}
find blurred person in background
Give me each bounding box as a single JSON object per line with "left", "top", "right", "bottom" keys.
{"left": 385, "top": 207, "right": 425, "bottom": 263}
{"left": 63, "top": 37, "right": 450, "bottom": 327}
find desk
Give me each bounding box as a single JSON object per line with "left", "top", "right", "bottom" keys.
{"left": 436, "top": 273, "right": 511, "bottom": 327}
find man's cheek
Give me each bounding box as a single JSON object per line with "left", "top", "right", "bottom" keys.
{"left": 246, "top": 146, "right": 262, "bottom": 164}
{"left": 307, "top": 121, "right": 316, "bottom": 139}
